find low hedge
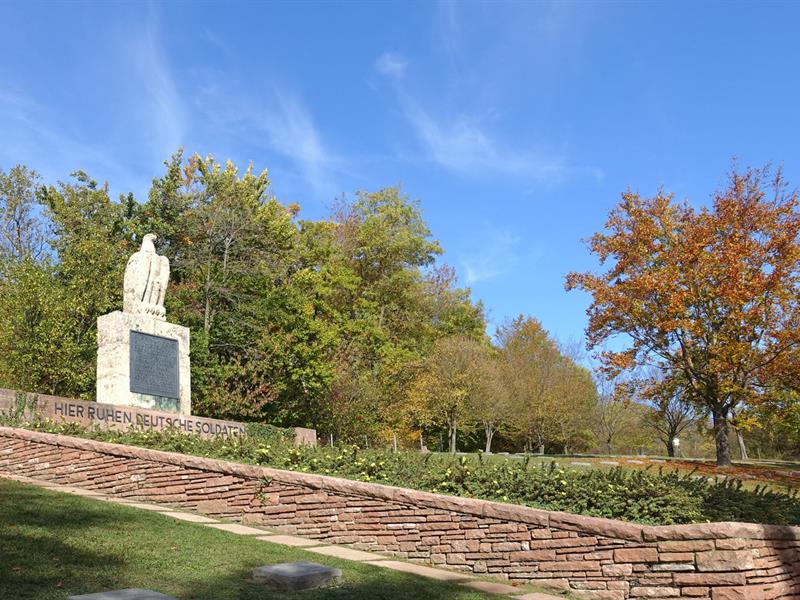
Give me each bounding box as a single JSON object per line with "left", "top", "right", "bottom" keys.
{"left": 3, "top": 417, "right": 799, "bottom": 527}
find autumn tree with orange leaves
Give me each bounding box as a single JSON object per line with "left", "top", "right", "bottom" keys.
{"left": 566, "top": 166, "right": 800, "bottom": 467}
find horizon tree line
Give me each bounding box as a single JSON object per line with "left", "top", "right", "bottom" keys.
{"left": 2, "top": 155, "right": 798, "bottom": 464}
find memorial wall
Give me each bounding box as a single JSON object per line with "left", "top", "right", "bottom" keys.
{"left": 0, "top": 389, "right": 245, "bottom": 437}
{"left": 0, "top": 235, "right": 317, "bottom": 446}
{"left": 1, "top": 426, "right": 798, "bottom": 600}
{"left": 0, "top": 389, "right": 317, "bottom": 445}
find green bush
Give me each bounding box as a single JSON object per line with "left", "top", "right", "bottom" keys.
{"left": 4, "top": 417, "right": 799, "bottom": 526}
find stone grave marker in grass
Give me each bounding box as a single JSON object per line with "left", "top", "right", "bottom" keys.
{"left": 68, "top": 589, "right": 176, "bottom": 600}
{"left": 252, "top": 561, "right": 342, "bottom": 591}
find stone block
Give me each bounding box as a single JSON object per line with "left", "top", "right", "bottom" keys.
{"left": 675, "top": 573, "right": 747, "bottom": 586}
{"left": 710, "top": 585, "right": 777, "bottom": 600}
{"left": 602, "top": 564, "right": 632, "bottom": 576}
{"left": 538, "top": 560, "right": 601, "bottom": 571}
{"left": 570, "top": 590, "right": 625, "bottom": 600}
{"left": 613, "top": 547, "right": 659, "bottom": 563}
{"left": 657, "top": 540, "right": 714, "bottom": 552}
{"left": 658, "top": 551, "right": 693, "bottom": 562}
{"left": 651, "top": 563, "right": 695, "bottom": 571}
{"left": 96, "top": 311, "right": 190, "bottom": 415}
{"left": 695, "top": 550, "right": 754, "bottom": 572}
{"left": 252, "top": 561, "right": 342, "bottom": 591}
{"left": 68, "top": 590, "right": 176, "bottom": 600}
{"left": 628, "top": 587, "right": 680, "bottom": 598}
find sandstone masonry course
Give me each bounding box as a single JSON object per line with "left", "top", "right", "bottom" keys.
{"left": 1, "top": 426, "right": 799, "bottom": 599}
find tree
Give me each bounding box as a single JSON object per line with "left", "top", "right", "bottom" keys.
{"left": 312, "top": 188, "right": 484, "bottom": 440}
{"left": 407, "top": 336, "right": 491, "bottom": 453}
{"left": 0, "top": 171, "right": 138, "bottom": 397}
{"left": 143, "top": 153, "right": 311, "bottom": 422}
{"left": 567, "top": 165, "right": 800, "bottom": 466}
{"left": 552, "top": 341, "right": 599, "bottom": 454}
{"left": 0, "top": 157, "right": 488, "bottom": 440}
{"left": 0, "top": 165, "right": 44, "bottom": 263}
{"left": 470, "top": 350, "right": 512, "bottom": 453}
{"left": 592, "top": 377, "right": 648, "bottom": 455}
{"left": 639, "top": 371, "right": 697, "bottom": 457}
{"left": 498, "top": 316, "right": 563, "bottom": 454}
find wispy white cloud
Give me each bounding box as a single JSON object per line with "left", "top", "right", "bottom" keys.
{"left": 460, "top": 228, "right": 522, "bottom": 285}
{"left": 436, "top": 0, "right": 462, "bottom": 64}
{"left": 0, "top": 86, "right": 144, "bottom": 195}
{"left": 260, "top": 91, "right": 337, "bottom": 195}
{"left": 192, "top": 78, "right": 341, "bottom": 199}
{"left": 0, "top": 6, "right": 185, "bottom": 197}
{"left": 374, "top": 1, "right": 604, "bottom": 184}
{"left": 402, "top": 100, "right": 568, "bottom": 181}
{"left": 374, "top": 54, "right": 569, "bottom": 182}
{"left": 375, "top": 52, "right": 408, "bottom": 79}
{"left": 128, "top": 7, "right": 185, "bottom": 159}
{"left": 374, "top": 47, "right": 602, "bottom": 184}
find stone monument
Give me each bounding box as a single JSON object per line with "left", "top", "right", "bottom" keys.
{"left": 96, "top": 234, "right": 191, "bottom": 414}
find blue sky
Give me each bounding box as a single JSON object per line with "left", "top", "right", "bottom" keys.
{"left": 2, "top": 1, "right": 799, "bottom": 345}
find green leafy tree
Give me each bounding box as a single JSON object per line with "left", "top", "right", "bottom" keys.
{"left": 0, "top": 165, "right": 45, "bottom": 262}
{"left": 0, "top": 171, "right": 137, "bottom": 397}
{"left": 311, "top": 188, "right": 484, "bottom": 440}
{"left": 407, "top": 335, "right": 492, "bottom": 453}
{"left": 0, "top": 158, "right": 486, "bottom": 442}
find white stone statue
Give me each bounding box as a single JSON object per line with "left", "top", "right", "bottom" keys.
{"left": 123, "top": 233, "right": 170, "bottom": 320}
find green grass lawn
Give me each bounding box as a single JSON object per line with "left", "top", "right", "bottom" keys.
{"left": 462, "top": 452, "right": 800, "bottom": 492}
{"left": 0, "top": 479, "right": 508, "bottom": 600}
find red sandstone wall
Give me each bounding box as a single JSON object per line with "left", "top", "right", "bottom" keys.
{"left": 0, "top": 426, "right": 798, "bottom": 600}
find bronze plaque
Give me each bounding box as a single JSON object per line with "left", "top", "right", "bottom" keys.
{"left": 129, "top": 330, "right": 179, "bottom": 399}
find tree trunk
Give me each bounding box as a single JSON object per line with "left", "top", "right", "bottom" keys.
{"left": 204, "top": 248, "right": 214, "bottom": 332}
{"left": 538, "top": 443, "right": 545, "bottom": 455}
{"left": 484, "top": 424, "right": 494, "bottom": 454}
{"left": 666, "top": 439, "right": 675, "bottom": 457}
{"left": 449, "top": 421, "right": 457, "bottom": 454}
{"left": 393, "top": 432, "right": 398, "bottom": 453}
{"left": 711, "top": 405, "right": 732, "bottom": 467}
{"left": 736, "top": 428, "right": 749, "bottom": 461}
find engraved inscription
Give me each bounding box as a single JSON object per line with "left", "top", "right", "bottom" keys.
{"left": 129, "top": 330, "right": 179, "bottom": 399}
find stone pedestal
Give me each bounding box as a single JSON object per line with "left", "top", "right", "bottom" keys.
{"left": 96, "top": 311, "right": 190, "bottom": 415}
{"left": 68, "top": 590, "right": 176, "bottom": 600}
{"left": 252, "top": 562, "right": 342, "bottom": 591}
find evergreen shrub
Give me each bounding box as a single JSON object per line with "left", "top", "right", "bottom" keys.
{"left": 4, "top": 417, "right": 799, "bottom": 526}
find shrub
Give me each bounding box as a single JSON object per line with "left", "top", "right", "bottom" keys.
{"left": 3, "top": 417, "right": 799, "bottom": 526}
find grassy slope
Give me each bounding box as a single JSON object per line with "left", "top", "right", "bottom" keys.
{"left": 0, "top": 479, "right": 506, "bottom": 600}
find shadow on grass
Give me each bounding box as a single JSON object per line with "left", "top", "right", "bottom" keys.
{"left": 0, "top": 483, "right": 131, "bottom": 599}
{"left": 0, "top": 480, "right": 501, "bottom": 600}
{"left": 178, "top": 570, "right": 505, "bottom": 600}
